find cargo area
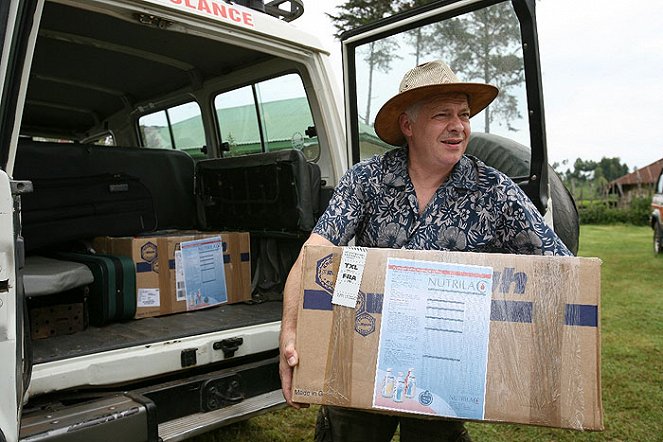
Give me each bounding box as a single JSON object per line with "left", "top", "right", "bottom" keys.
{"left": 13, "top": 0, "right": 333, "bottom": 387}
{"left": 30, "top": 301, "right": 283, "bottom": 364}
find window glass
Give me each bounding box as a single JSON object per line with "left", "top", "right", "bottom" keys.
{"left": 139, "top": 110, "right": 172, "bottom": 149}
{"left": 352, "top": 2, "right": 528, "bottom": 163}
{"left": 89, "top": 133, "right": 115, "bottom": 146}
{"left": 214, "top": 86, "right": 261, "bottom": 156}
{"left": 139, "top": 101, "right": 206, "bottom": 158}
{"left": 169, "top": 102, "right": 205, "bottom": 155}
{"left": 657, "top": 172, "right": 663, "bottom": 194}
{"left": 214, "top": 73, "right": 319, "bottom": 160}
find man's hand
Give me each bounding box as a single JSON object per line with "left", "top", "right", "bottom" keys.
{"left": 279, "top": 233, "right": 331, "bottom": 408}
{"left": 279, "top": 334, "right": 308, "bottom": 408}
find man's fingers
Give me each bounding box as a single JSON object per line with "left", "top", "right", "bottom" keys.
{"left": 279, "top": 360, "right": 308, "bottom": 409}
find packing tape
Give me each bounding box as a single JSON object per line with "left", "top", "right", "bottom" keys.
{"left": 528, "top": 258, "right": 578, "bottom": 428}
{"left": 323, "top": 304, "right": 355, "bottom": 406}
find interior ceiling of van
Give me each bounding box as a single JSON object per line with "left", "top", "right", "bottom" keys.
{"left": 23, "top": 1, "right": 271, "bottom": 140}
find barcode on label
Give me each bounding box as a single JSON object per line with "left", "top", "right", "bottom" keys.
{"left": 176, "top": 280, "right": 186, "bottom": 301}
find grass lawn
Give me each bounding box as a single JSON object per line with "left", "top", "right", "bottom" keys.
{"left": 188, "top": 225, "right": 663, "bottom": 441}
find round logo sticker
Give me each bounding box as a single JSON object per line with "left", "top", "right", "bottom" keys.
{"left": 419, "top": 390, "right": 434, "bottom": 407}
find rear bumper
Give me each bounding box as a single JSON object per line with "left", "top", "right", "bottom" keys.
{"left": 20, "top": 355, "right": 284, "bottom": 442}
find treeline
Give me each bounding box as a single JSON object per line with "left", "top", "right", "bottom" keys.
{"left": 553, "top": 157, "right": 650, "bottom": 225}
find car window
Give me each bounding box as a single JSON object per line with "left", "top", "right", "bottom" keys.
{"left": 351, "top": 1, "right": 528, "bottom": 161}
{"left": 214, "top": 73, "right": 319, "bottom": 160}
{"left": 139, "top": 101, "right": 206, "bottom": 159}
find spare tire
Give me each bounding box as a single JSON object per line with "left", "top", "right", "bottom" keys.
{"left": 466, "top": 133, "right": 579, "bottom": 255}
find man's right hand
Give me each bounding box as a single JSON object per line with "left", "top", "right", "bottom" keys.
{"left": 279, "top": 233, "right": 331, "bottom": 408}
{"left": 279, "top": 334, "right": 308, "bottom": 408}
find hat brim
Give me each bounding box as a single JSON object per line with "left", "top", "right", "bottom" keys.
{"left": 373, "top": 83, "right": 499, "bottom": 146}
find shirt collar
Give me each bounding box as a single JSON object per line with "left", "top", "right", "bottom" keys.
{"left": 383, "top": 148, "right": 478, "bottom": 192}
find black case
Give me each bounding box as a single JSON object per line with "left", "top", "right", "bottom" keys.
{"left": 54, "top": 252, "right": 136, "bottom": 326}
{"left": 196, "top": 149, "right": 321, "bottom": 232}
{"left": 15, "top": 140, "right": 197, "bottom": 251}
{"left": 21, "top": 173, "right": 157, "bottom": 251}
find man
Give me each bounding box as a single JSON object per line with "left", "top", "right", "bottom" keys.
{"left": 279, "top": 60, "right": 571, "bottom": 441}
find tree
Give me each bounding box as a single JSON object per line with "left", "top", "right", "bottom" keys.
{"left": 330, "top": 1, "right": 524, "bottom": 130}
{"left": 430, "top": 2, "right": 524, "bottom": 132}
{"left": 396, "top": 0, "right": 436, "bottom": 64}
{"left": 328, "top": 1, "right": 399, "bottom": 124}
{"left": 596, "top": 157, "right": 629, "bottom": 182}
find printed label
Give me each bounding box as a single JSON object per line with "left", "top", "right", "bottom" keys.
{"left": 373, "top": 258, "right": 493, "bottom": 420}
{"left": 332, "top": 247, "right": 367, "bottom": 308}
{"left": 137, "top": 288, "right": 160, "bottom": 307}
{"left": 180, "top": 236, "right": 228, "bottom": 310}
{"left": 175, "top": 250, "right": 186, "bottom": 301}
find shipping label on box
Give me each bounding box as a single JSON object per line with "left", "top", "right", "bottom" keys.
{"left": 179, "top": 236, "right": 228, "bottom": 310}
{"left": 293, "top": 245, "right": 603, "bottom": 431}
{"left": 194, "top": 231, "right": 252, "bottom": 304}
{"left": 373, "top": 258, "right": 493, "bottom": 420}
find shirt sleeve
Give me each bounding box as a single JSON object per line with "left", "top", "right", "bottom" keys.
{"left": 494, "top": 178, "right": 573, "bottom": 257}
{"left": 312, "top": 162, "right": 370, "bottom": 246}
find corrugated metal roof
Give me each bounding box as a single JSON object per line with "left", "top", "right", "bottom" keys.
{"left": 609, "top": 158, "right": 663, "bottom": 187}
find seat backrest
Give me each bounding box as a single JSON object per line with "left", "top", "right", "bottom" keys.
{"left": 14, "top": 140, "right": 196, "bottom": 250}
{"left": 196, "top": 149, "right": 321, "bottom": 232}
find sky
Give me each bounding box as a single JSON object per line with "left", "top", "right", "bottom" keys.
{"left": 293, "top": 0, "right": 663, "bottom": 172}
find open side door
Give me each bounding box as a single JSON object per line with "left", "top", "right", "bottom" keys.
{"left": 0, "top": 1, "right": 43, "bottom": 441}
{"left": 340, "top": 0, "right": 549, "bottom": 214}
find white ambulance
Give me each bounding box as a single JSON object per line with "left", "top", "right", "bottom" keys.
{"left": 0, "top": 0, "right": 577, "bottom": 440}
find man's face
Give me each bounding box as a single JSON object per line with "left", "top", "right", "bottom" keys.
{"left": 400, "top": 93, "right": 471, "bottom": 170}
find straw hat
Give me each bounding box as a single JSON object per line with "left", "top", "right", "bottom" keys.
{"left": 373, "top": 60, "right": 499, "bottom": 146}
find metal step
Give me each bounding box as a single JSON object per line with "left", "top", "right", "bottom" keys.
{"left": 158, "top": 390, "right": 285, "bottom": 442}
{"left": 20, "top": 395, "right": 153, "bottom": 442}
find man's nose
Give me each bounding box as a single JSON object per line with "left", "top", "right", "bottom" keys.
{"left": 448, "top": 115, "right": 465, "bottom": 132}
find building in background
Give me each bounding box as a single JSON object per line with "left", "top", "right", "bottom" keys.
{"left": 608, "top": 158, "right": 663, "bottom": 206}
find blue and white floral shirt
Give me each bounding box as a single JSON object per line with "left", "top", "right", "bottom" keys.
{"left": 313, "top": 148, "right": 571, "bottom": 256}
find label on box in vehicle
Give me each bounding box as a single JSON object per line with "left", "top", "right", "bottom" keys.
{"left": 180, "top": 236, "right": 228, "bottom": 310}
{"left": 373, "top": 258, "right": 493, "bottom": 420}
{"left": 138, "top": 288, "right": 160, "bottom": 307}
{"left": 174, "top": 250, "right": 186, "bottom": 301}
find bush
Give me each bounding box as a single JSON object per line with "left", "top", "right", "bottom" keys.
{"left": 578, "top": 197, "right": 651, "bottom": 225}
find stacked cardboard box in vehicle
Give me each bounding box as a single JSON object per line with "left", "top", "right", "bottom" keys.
{"left": 95, "top": 231, "right": 251, "bottom": 318}
{"left": 292, "top": 245, "right": 603, "bottom": 431}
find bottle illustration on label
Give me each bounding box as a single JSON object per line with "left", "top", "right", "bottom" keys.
{"left": 381, "top": 368, "right": 395, "bottom": 398}
{"left": 405, "top": 368, "right": 416, "bottom": 398}
{"left": 393, "top": 371, "right": 405, "bottom": 403}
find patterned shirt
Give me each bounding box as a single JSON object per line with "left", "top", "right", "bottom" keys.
{"left": 313, "top": 148, "right": 571, "bottom": 256}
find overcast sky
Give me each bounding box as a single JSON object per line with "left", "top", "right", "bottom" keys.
{"left": 294, "top": 0, "right": 663, "bottom": 172}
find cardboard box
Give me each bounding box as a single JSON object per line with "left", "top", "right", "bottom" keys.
{"left": 30, "top": 303, "right": 86, "bottom": 339}
{"left": 95, "top": 231, "right": 252, "bottom": 318}
{"left": 94, "top": 235, "right": 161, "bottom": 318}
{"left": 161, "top": 231, "right": 252, "bottom": 313}
{"left": 292, "top": 245, "right": 603, "bottom": 431}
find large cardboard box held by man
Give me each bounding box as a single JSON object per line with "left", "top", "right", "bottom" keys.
{"left": 95, "top": 231, "right": 251, "bottom": 318}
{"left": 292, "top": 245, "right": 603, "bottom": 431}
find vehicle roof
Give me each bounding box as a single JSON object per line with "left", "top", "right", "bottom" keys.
{"left": 22, "top": 0, "right": 328, "bottom": 140}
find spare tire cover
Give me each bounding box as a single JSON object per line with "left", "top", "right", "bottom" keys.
{"left": 466, "top": 132, "right": 579, "bottom": 255}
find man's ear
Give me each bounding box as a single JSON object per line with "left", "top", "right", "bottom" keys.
{"left": 398, "top": 113, "right": 412, "bottom": 138}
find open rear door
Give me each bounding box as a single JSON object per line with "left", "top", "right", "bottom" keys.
{"left": 340, "top": 0, "right": 549, "bottom": 213}
{"left": 0, "top": 1, "right": 43, "bottom": 440}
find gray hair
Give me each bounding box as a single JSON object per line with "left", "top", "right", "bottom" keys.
{"left": 403, "top": 92, "right": 471, "bottom": 122}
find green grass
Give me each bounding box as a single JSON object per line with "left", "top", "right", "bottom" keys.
{"left": 189, "top": 225, "right": 663, "bottom": 441}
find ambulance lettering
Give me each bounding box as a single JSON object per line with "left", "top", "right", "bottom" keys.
{"left": 167, "top": 0, "right": 255, "bottom": 27}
